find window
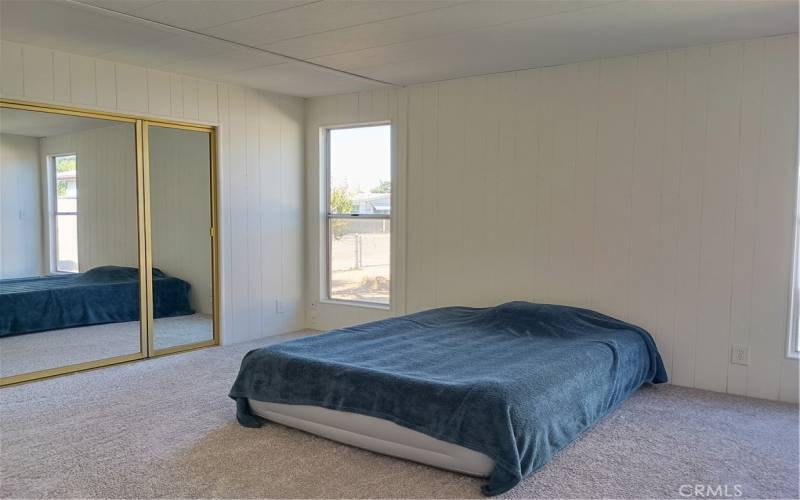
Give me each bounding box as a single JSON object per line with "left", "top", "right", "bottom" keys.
{"left": 51, "top": 154, "right": 78, "bottom": 273}
{"left": 325, "top": 124, "right": 391, "bottom": 305}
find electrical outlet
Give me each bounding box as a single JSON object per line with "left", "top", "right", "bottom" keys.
{"left": 275, "top": 299, "right": 284, "bottom": 314}
{"left": 731, "top": 344, "right": 750, "bottom": 366}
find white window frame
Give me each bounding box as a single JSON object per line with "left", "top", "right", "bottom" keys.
{"left": 49, "top": 153, "right": 78, "bottom": 274}
{"left": 788, "top": 135, "right": 800, "bottom": 359}
{"left": 789, "top": 268, "right": 799, "bottom": 359}
{"left": 323, "top": 122, "right": 392, "bottom": 309}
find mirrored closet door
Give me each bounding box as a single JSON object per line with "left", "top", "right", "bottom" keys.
{"left": 0, "top": 105, "right": 145, "bottom": 383}
{"left": 0, "top": 101, "right": 217, "bottom": 386}
{"left": 146, "top": 124, "right": 216, "bottom": 353}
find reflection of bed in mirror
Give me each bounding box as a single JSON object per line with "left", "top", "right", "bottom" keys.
{"left": 0, "top": 266, "right": 193, "bottom": 336}
{"left": 0, "top": 108, "right": 150, "bottom": 379}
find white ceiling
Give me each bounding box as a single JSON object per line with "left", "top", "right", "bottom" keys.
{"left": 0, "top": 0, "right": 796, "bottom": 97}
{"left": 0, "top": 107, "right": 120, "bottom": 137}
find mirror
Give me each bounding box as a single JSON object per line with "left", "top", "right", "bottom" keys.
{"left": 0, "top": 107, "right": 142, "bottom": 378}
{"left": 147, "top": 125, "right": 214, "bottom": 351}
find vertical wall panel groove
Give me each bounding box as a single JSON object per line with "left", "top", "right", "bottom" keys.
{"left": 671, "top": 46, "right": 710, "bottom": 388}
{"left": 727, "top": 39, "right": 765, "bottom": 396}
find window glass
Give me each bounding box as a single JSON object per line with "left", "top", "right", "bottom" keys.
{"left": 54, "top": 154, "right": 78, "bottom": 273}
{"left": 329, "top": 125, "right": 391, "bottom": 215}
{"left": 327, "top": 125, "right": 391, "bottom": 305}
{"left": 329, "top": 219, "right": 390, "bottom": 304}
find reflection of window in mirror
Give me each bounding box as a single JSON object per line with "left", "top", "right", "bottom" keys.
{"left": 51, "top": 154, "right": 78, "bottom": 273}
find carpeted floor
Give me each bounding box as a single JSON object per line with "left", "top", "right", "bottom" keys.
{"left": 1, "top": 331, "right": 797, "bottom": 499}
{"left": 0, "top": 314, "right": 212, "bottom": 377}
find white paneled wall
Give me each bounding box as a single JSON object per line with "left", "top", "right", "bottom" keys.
{"left": 217, "top": 84, "right": 304, "bottom": 344}
{"left": 305, "top": 88, "right": 407, "bottom": 329}
{"left": 1, "top": 41, "right": 305, "bottom": 345}
{"left": 306, "top": 34, "right": 799, "bottom": 403}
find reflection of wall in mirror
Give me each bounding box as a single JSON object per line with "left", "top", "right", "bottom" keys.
{"left": 0, "top": 133, "right": 42, "bottom": 278}
{"left": 148, "top": 127, "right": 213, "bottom": 315}
{"left": 40, "top": 123, "right": 139, "bottom": 271}
{"left": 2, "top": 122, "right": 212, "bottom": 315}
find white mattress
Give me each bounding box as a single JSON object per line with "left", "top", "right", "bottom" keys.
{"left": 248, "top": 399, "right": 495, "bottom": 477}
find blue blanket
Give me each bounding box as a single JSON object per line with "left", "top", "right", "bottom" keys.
{"left": 0, "top": 266, "right": 194, "bottom": 336}
{"left": 230, "top": 301, "right": 667, "bottom": 495}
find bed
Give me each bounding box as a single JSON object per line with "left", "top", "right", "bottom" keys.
{"left": 230, "top": 301, "right": 667, "bottom": 496}
{"left": 0, "top": 265, "right": 194, "bottom": 337}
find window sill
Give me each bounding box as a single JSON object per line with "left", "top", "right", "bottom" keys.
{"left": 319, "top": 298, "right": 391, "bottom": 311}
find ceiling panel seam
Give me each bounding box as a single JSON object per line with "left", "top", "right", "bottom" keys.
{"left": 302, "top": 0, "right": 627, "bottom": 63}
{"left": 64, "top": 0, "right": 400, "bottom": 87}
{"left": 252, "top": 0, "right": 471, "bottom": 46}
{"left": 130, "top": 0, "right": 327, "bottom": 31}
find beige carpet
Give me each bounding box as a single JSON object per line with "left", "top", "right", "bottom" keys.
{"left": 1, "top": 331, "right": 797, "bottom": 499}
{"left": 0, "top": 314, "right": 212, "bottom": 377}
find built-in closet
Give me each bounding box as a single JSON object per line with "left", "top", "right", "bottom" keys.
{"left": 0, "top": 100, "right": 218, "bottom": 385}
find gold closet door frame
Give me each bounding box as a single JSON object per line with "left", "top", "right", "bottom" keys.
{"left": 0, "top": 100, "right": 219, "bottom": 387}
{"left": 142, "top": 121, "right": 219, "bottom": 357}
